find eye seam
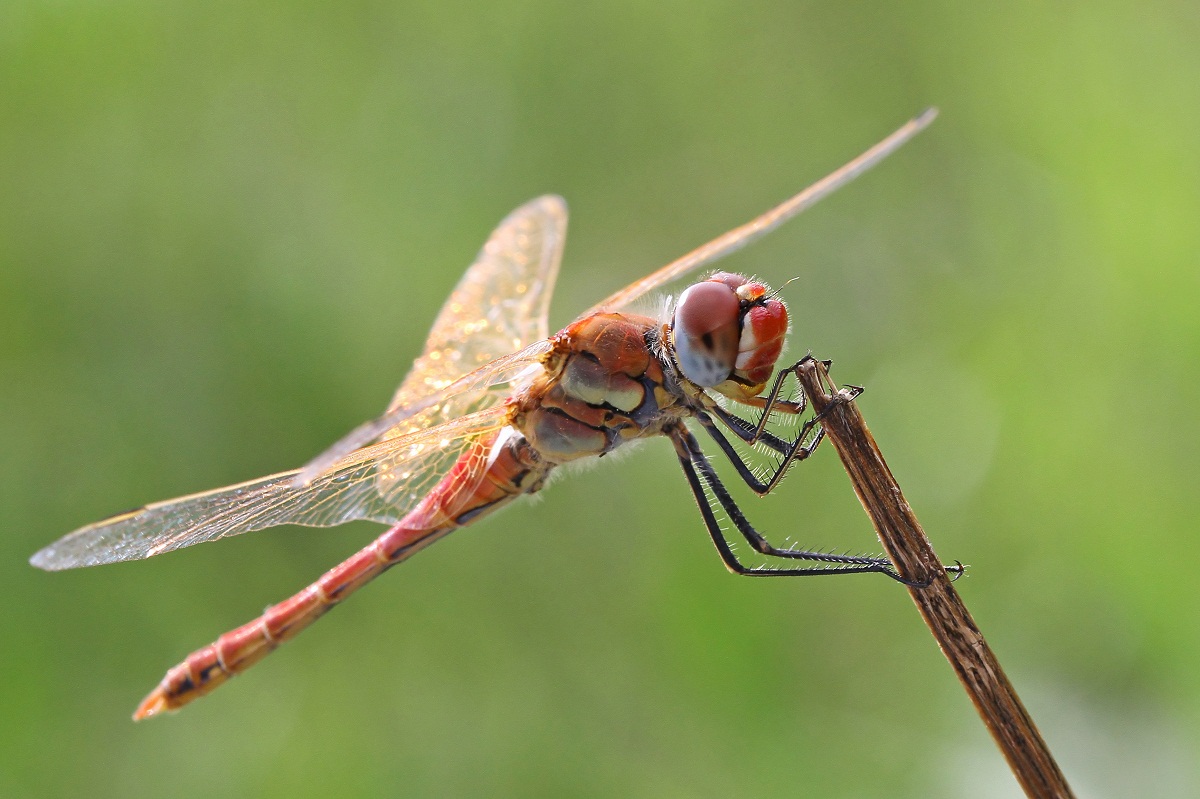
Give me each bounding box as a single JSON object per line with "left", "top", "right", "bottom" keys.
{"left": 672, "top": 277, "right": 783, "bottom": 390}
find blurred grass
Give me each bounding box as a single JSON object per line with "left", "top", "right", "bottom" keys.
{"left": 3, "top": 1, "right": 1199, "bottom": 797}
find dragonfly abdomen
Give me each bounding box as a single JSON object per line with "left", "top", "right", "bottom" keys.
{"left": 133, "top": 429, "right": 550, "bottom": 719}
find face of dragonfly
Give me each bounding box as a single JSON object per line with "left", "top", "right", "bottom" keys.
{"left": 669, "top": 271, "right": 789, "bottom": 402}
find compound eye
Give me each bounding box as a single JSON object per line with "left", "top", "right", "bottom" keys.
{"left": 672, "top": 281, "right": 740, "bottom": 387}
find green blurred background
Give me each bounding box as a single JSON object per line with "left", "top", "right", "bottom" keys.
{"left": 3, "top": 2, "right": 1198, "bottom": 796}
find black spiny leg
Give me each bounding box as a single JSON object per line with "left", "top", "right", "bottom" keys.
{"left": 698, "top": 409, "right": 824, "bottom": 496}
{"left": 707, "top": 404, "right": 801, "bottom": 460}
{"left": 669, "top": 425, "right": 918, "bottom": 584}
{"left": 701, "top": 357, "right": 863, "bottom": 495}
{"left": 741, "top": 358, "right": 814, "bottom": 439}
{"left": 731, "top": 356, "right": 856, "bottom": 439}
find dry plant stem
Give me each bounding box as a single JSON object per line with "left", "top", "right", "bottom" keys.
{"left": 796, "top": 358, "right": 1074, "bottom": 799}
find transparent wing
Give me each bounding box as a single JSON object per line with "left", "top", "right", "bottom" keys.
{"left": 31, "top": 199, "right": 566, "bottom": 571}
{"left": 30, "top": 406, "right": 510, "bottom": 571}
{"left": 582, "top": 110, "right": 936, "bottom": 316}
{"left": 300, "top": 198, "right": 565, "bottom": 489}
{"left": 389, "top": 195, "right": 567, "bottom": 414}
{"left": 296, "top": 340, "right": 549, "bottom": 487}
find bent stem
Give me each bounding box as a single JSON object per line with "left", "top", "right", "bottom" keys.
{"left": 796, "top": 357, "right": 1074, "bottom": 799}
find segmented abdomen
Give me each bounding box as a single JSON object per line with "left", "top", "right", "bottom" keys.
{"left": 134, "top": 428, "right": 549, "bottom": 718}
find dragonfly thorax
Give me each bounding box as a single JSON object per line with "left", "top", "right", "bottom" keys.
{"left": 512, "top": 312, "right": 688, "bottom": 465}
{"left": 670, "top": 272, "right": 788, "bottom": 402}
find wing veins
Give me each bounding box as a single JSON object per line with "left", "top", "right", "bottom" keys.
{"left": 31, "top": 407, "right": 508, "bottom": 570}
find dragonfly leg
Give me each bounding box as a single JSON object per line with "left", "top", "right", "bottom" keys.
{"left": 706, "top": 404, "right": 800, "bottom": 459}
{"left": 697, "top": 409, "right": 824, "bottom": 496}
{"left": 669, "top": 426, "right": 919, "bottom": 583}
{"left": 725, "top": 356, "right": 863, "bottom": 438}
{"left": 702, "top": 357, "right": 864, "bottom": 495}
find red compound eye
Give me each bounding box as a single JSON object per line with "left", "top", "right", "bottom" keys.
{"left": 735, "top": 299, "right": 788, "bottom": 387}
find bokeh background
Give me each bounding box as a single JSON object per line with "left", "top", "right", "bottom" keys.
{"left": 3, "top": 2, "right": 1198, "bottom": 797}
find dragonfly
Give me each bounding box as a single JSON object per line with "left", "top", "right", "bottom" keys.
{"left": 32, "top": 109, "right": 948, "bottom": 720}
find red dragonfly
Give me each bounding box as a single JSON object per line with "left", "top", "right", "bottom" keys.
{"left": 33, "top": 111, "right": 942, "bottom": 720}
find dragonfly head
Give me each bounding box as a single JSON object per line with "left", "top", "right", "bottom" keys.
{"left": 670, "top": 272, "right": 789, "bottom": 401}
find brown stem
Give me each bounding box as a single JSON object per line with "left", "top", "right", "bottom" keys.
{"left": 796, "top": 358, "right": 1074, "bottom": 799}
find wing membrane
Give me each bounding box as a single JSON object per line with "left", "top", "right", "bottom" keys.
{"left": 389, "top": 195, "right": 566, "bottom": 413}
{"left": 583, "top": 110, "right": 936, "bottom": 315}
{"left": 30, "top": 407, "right": 509, "bottom": 571}
{"left": 296, "top": 340, "right": 548, "bottom": 487}
{"left": 323, "top": 196, "right": 564, "bottom": 490}
{"left": 32, "top": 198, "right": 566, "bottom": 571}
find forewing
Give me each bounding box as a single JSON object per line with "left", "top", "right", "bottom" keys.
{"left": 30, "top": 407, "right": 509, "bottom": 571}
{"left": 389, "top": 195, "right": 567, "bottom": 414}
{"left": 582, "top": 111, "right": 936, "bottom": 316}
